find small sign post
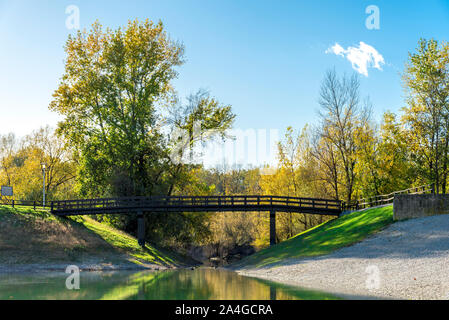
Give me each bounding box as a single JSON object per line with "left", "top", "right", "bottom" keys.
{"left": 1, "top": 186, "right": 13, "bottom": 197}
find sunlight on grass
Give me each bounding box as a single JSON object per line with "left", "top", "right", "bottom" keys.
{"left": 70, "top": 216, "right": 184, "bottom": 267}
{"left": 0, "top": 205, "right": 51, "bottom": 220}
{"left": 233, "top": 205, "right": 393, "bottom": 268}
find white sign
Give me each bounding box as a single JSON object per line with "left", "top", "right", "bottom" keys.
{"left": 1, "top": 186, "right": 13, "bottom": 197}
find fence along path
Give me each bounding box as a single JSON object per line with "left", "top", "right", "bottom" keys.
{"left": 0, "top": 198, "right": 45, "bottom": 210}
{"left": 343, "top": 184, "right": 435, "bottom": 211}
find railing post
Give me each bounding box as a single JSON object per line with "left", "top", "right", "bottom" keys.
{"left": 270, "top": 210, "right": 276, "bottom": 246}
{"left": 33, "top": 201, "right": 36, "bottom": 210}
{"left": 12, "top": 200, "right": 14, "bottom": 208}
{"left": 137, "top": 211, "right": 145, "bottom": 248}
{"left": 431, "top": 183, "right": 435, "bottom": 194}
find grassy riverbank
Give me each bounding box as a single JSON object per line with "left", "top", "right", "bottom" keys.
{"left": 232, "top": 205, "right": 394, "bottom": 269}
{"left": 0, "top": 205, "right": 195, "bottom": 270}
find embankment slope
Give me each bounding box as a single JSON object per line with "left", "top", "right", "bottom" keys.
{"left": 0, "top": 205, "right": 195, "bottom": 272}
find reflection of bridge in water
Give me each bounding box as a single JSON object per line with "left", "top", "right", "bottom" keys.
{"left": 50, "top": 195, "right": 342, "bottom": 247}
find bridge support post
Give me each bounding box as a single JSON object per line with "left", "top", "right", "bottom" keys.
{"left": 270, "top": 210, "right": 276, "bottom": 246}
{"left": 270, "top": 286, "right": 277, "bottom": 300}
{"left": 137, "top": 211, "right": 145, "bottom": 248}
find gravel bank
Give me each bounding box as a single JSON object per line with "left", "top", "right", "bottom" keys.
{"left": 237, "top": 214, "right": 449, "bottom": 300}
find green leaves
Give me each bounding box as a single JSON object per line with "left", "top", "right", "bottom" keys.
{"left": 50, "top": 19, "right": 186, "bottom": 197}
{"left": 402, "top": 38, "right": 449, "bottom": 192}
{"left": 49, "top": 19, "right": 235, "bottom": 246}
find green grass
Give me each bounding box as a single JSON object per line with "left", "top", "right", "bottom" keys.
{"left": 232, "top": 205, "right": 394, "bottom": 269}
{"left": 0, "top": 205, "right": 55, "bottom": 220}
{"left": 70, "top": 216, "right": 194, "bottom": 267}
{"left": 0, "top": 205, "right": 194, "bottom": 268}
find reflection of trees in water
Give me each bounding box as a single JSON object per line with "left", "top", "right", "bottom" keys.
{"left": 100, "top": 271, "right": 175, "bottom": 300}
{"left": 132, "top": 269, "right": 339, "bottom": 300}
{"left": 135, "top": 269, "right": 215, "bottom": 300}
{"left": 123, "top": 269, "right": 271, "bottom": 300}
{"left": 0, "top": 271, "right": 173, "bottom": 300}
{"left": 196, "top": 269, "right": 271, "bottom": 300}
{"left": 0, "top": 270, "right": 339, "bottom": 300}
{"left": 0, "top": 272, "right": 136, "bottom": 300}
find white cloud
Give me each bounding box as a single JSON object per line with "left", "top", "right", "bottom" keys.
{"left": 326, "top": 42, "right": 385, "bottom": 76}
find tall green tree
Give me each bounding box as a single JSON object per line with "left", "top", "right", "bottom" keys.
{"left": 377, "top": 112, "right": 414, "bottom": 192}
{"left": 166, "top": 89, "right": 235, "bottom": 195}
{"left": 50, "top": 20, "right": 184, "bottom": 197}
{"left": 402, "top": 39, "right": 449, "bottom": 193}
{"left": 50, "top": 19, "right": 235, "bottom": 246}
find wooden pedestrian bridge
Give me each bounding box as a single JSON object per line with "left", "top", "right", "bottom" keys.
{"left": 50, "top": 195, "right": 342, "bottom": 247}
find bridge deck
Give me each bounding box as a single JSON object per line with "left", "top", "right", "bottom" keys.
{"left": 50, "top": 195, "right": 342, "bottom": 216}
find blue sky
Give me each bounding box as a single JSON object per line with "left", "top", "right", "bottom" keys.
{"left": 0, "top": 0, "right": 448, "bottom": 165}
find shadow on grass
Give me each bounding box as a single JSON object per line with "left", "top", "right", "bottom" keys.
{"left": 69, "top": 215, "right": 197, "bottom": 267}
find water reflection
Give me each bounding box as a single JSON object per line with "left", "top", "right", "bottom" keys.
{"left": 0, "top": 269, "right": 339, "bottom": 300}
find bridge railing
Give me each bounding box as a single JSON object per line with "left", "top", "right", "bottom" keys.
{"left": 342, "top": 183, "right": 435, "bottom": 211}
{"left": 50, "top": 195, "right": 342, "bottom": 213}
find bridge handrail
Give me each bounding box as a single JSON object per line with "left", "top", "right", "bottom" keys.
{"left": 50, "top": 195, "right": 342, "bottom": 212}
{"left": 343, "top": 183, "right": 435, "bottom": 211}
{"left": 50, "top": 195, "right": 341, "bottom": 202}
